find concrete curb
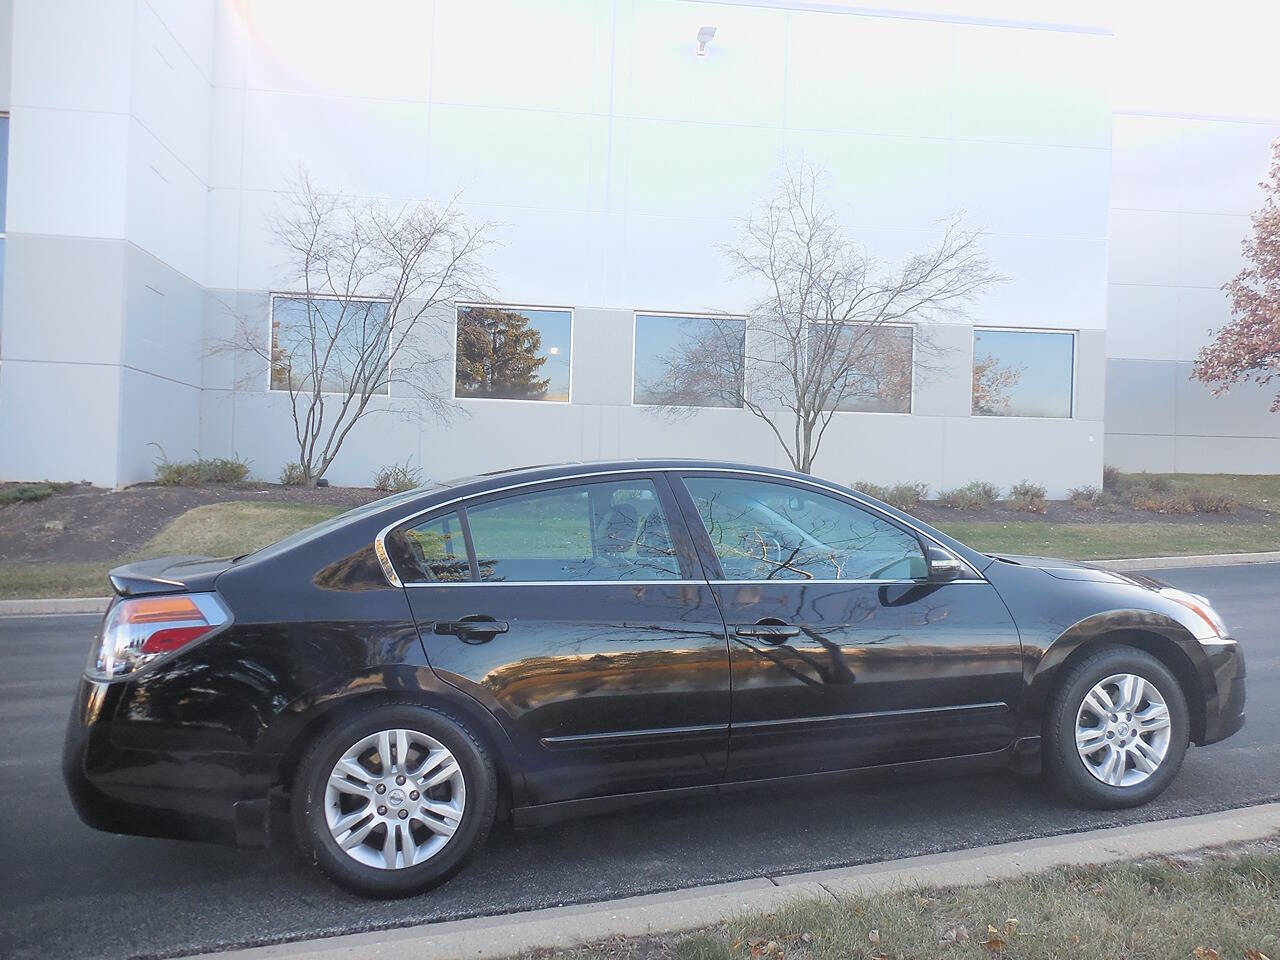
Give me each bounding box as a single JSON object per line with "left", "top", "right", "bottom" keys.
{"left": 197, "top": 803, "right": 1280, "bottom": 960}
{"left": 3, "top": 552, "right": 1279, "bottom": 617}
{"left": 1092, "top": 551, "right": 1280, "bottom": 571}
{"left": 0, "top": 596, "right": 109, "bottom": 617}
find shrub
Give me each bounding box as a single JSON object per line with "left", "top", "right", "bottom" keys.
{"left": 936, "top": 481, "right": 1000, "bottom": 510}
{"left": 1102, "top": 464, "right": 1121, "bottom": 490}
{"left": 853, "top": 481, "right": 928, "bottom": 512}
{"left": 1190, "top": 490, "right": 1238, "bottom": 514}
{"left": 1006, "top": 479, "right": 1048, "bottom": 513}
{"left": 279, "top": 462, "right": 307, "bottom": 486}
{"left": 1131, "top": 490, "right": 1195, "bottom": 514}
{"left": 1069, "top": 484, "right": 1102, "bottom": 508}
{"left": 0, "top": 482, "right": 62, "bottom": 506}
{"left": 372, "top": 460, "right": 423, "bottom": 493}
{"left": 152, "top": 446, "right": 250, "bottom": 485}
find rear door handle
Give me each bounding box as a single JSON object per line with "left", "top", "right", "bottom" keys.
{"left": 734, "top": 621, "right": 800, "bottom": 642}
{"left": 434, "top": 616, "right": 509, "bottom": 643}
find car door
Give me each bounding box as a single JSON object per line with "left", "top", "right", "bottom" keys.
{"left": 670, "top": 471, "right": 1023, "bottom": 781}
{"left": 393, "top": 472, "right": 731, "bottom": 806}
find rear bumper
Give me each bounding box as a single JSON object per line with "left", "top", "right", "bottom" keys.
{"left": 62, "top": 676, "right": 273, "bottom": 847}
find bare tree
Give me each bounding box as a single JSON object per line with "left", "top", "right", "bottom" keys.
{"left": 224, "top": 171, "right": 491, "bottom": 485}
{"left": 646, "top": 162, "right": 1003, "bottom": 473}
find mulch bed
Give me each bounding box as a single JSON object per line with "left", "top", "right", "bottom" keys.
{"left": 0, "top": 482, "right": 384, "bottom": 563}
{"left": 1, "top": 482, "right": 1274, "bottom": 566}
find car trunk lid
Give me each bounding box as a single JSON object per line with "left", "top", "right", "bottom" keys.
{"left": 108, "top": 556, "right": 235, "bottom": 596}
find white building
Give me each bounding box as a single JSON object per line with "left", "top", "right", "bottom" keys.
{"left": 0, "top": 0, "right": 1276, "bottom": 494}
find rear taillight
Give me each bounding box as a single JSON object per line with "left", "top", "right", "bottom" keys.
{"left": 87, "top": 593, "right": 231, "bottom": 680}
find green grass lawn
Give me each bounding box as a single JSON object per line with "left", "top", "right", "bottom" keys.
{"left": 937, "top": 520, "right": 1280, "bottom": 560}
{"left": 514, "top": 844, "right": 1280, "bottom": 960}
{"left": 0, "top": 501, "right": 343, "bottom": 600}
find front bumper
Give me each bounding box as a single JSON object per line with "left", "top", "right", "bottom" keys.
{"left": 62, "top": 676, "right": 273, "bottom": 847}
{"left": 1198, "top": 638, "right": 1246, "bottom": 745}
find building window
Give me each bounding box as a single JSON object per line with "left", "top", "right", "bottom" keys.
{"left": 455, "top": 304, "right": 571, "bottom": 402}
{"left": 633, "top": 313, "right": 745, "bottom": 408}
{"left": 269, "top": 295, "right": 391, "bottom": 395}
{"left": 972, "top": 329, "right": 1074, "bottom": 418}
{"left": 809, "top": 322, "right": 914, "bottom": 414}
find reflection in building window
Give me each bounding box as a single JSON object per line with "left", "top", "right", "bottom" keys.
{"left": 972, "top": 329, "right": 1074, "bottom": 418}
{"left": 455, "top": 305, "right": 571, "bottom": 402}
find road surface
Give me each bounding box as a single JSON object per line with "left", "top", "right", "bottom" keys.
{"left": 1, "top": 564, "right": 1276, "bottom": 960}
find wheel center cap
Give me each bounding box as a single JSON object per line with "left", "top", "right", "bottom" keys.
{"left": 1116, "top": 722, "right": 1130, "bottom": 737}
{"left": 387, "top": 787, "right": 406, "bottom": 806}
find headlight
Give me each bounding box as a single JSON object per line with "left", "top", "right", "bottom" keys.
{"left": 1159, "top": 587, "right": 1230, "bottom": 641}
{"left": 87, "top": 593, "right": 230, "bottom": 680}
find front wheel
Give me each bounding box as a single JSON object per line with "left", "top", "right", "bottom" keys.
{"left": 1044, "top": 645, "right": 1190, "bottom": 808}
{"left": 291, "top": 703, "right": 497, "bottom": 897}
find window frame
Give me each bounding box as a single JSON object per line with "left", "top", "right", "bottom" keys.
{"left": 970, "top": 325, "right": 1077, "bottom": 421}
{"left": 266, "top": 292, "right": 394, "bottom": 396}
{"left": 452, "top": 301, "right": 575, "bottom": 405}
{"left": 374, "top": 467, "right": 985, "bottom": 588}
{"left": 629, "top": 310, "right": 748, "bottom": 410}
{"left": 385, "top": 472, "right": 698, "bottom": 586}
{"left": 670, "top": 471, "right": 947, "bottom": 585}
{"left": 803, "top": 320, "right": 916, "bottom": 416}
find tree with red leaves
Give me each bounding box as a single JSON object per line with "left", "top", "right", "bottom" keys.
{"left": 1193, "top": 139, "right": 1280, "bottom": 411}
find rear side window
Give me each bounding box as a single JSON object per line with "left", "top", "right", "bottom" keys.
{"left": 402, "top": 511, "right": 471, "bottom": 582}
{"left": 683, "top": 476, "right": 926, "bottom": 581}
{"left": 465, "top": 479, "right": 683, "bottom": 582}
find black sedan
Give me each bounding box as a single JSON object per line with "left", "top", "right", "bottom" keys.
{"left": 63, "top": 460, "right": 1246, "bottom": 897}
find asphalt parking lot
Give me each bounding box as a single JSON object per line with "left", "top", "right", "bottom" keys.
{"left": 2, "top": 564, "right": 1276, "bottom": 960}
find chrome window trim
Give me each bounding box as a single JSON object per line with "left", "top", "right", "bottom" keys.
{"left": 374, "top": 466, "right": 985, "bottom": 588}
{"left": 406, "top": 579, "right": 703, "bottom": 588}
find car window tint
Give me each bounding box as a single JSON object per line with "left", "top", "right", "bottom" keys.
{"left": 402, "top": 511, "right": 471, "bottom": 582}
{"left": 684, "top": 476, "right": 926, "bottom": 581}
{"left": 465, "top": 480, "right": 683, "bottom": 582}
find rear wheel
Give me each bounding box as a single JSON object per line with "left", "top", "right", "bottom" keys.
{"left": 1044, "top": 645, "right": 1189, "bottom": 808}
{"left": 291, "top": 703, "right": 497, "bottom": 897}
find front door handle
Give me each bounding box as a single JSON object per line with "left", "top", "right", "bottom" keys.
{"left": 734, "top": 620, "right": 800, "bottom": 643}
{"left": 434, "top": 616, "right": 509, "bottom": 643}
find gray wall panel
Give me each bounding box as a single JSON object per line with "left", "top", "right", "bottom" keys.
{"left": 1105, "top": 359, "right": 1176, "bottom": 435}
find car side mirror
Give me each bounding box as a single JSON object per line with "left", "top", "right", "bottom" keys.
{"left": 927, "top": 545, "right": 965, "bottom": 581}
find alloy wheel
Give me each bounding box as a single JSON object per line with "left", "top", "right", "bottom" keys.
{"left": 1074, "top": 672, "right": 1172, "bottom": 787}
{"left": 323, "top": 728, "right": 466, "bottom": 870}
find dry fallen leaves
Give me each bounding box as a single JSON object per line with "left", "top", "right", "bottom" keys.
{"left": 1244, "top": 951, "right": 1272, "bottom": 960}
{"left": 868, "top": 929, "right": 881, "bottom": 944}
{"left": 982, "top": 924, "right": 1006, "bottom": 953}
{"left": 1193, "top": 947, "right": 1222, "bottom": 960}
{"left": 940, "top": 925, "right": 970, "bottom": 947}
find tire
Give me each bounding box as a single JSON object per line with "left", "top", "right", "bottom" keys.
{"left": 291, "top": 702, "right": 497, "bottom": 897}
{"left": 1043, "top": 644, "right": 1190, "bottom": 809}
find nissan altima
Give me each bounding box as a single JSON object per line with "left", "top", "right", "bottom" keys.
{"left": 63, "top": 460, "right": 1245, "bottom": 897}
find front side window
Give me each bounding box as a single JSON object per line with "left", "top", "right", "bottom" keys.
{"left": 808, "top": 322, "right": 913, "bottom": 414}
{"left": 401, "top": 511, "right": 470, "bottom": 582}
{"left": 270, "top": 295, "right": 391, "bottom": 394}
{"left": 683, "top": 476, "right": 926, "bottom": 581}
{"left": 632, "top": 313, "right": 745, "bottom": 408}
{"left": 465, "top": 479, "right": 682, "bottom": 582}
{"left": 455, "top": 305, "right": 571, "bottom": 402}
{"left": 972, "top": 329, "right": 1074, "bottom": 418}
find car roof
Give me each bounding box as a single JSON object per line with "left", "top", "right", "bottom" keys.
{"left": 436, "top": 458, "right": 823, "bottom": 490}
